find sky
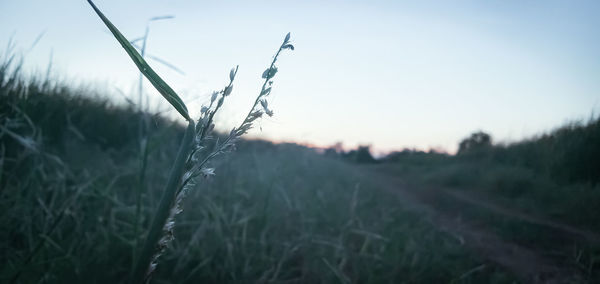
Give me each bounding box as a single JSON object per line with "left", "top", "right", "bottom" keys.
{"left": 1, "top": 0, "right": 599, "bottom": 154}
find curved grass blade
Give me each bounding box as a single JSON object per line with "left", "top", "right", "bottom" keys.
{"left": 87, "top": 0, "right": 190, "bottom": 121}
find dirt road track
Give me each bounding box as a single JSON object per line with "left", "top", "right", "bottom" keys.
{"left": 442, "top": 189, "right": 600, "bottom": 246}
{"left": 363, "top": 170, "right": 588, "bottom": 284}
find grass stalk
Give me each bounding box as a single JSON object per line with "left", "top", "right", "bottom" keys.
{"left": 86, "top": 1, "right": 293, "bottom": 282}
{"left": 132, "top": 120, "right": 195, "bottom": 282}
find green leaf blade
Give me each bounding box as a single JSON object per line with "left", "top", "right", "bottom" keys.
{"left": 87, "top": 0, "right": 190, "bottom": 121}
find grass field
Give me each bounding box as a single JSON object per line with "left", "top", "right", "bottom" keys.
{"left": 2, "top": 43, "right": 600, "bottom": 283}
{"left": 1, "top": 55, "right": 521, "bottom": 283}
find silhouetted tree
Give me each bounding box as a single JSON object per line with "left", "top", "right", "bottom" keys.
{"left": 344, "top": 145, "right": 377, "bottom": 163}
{"left": 324, "top": 142, "right": 344, "bottom": 158}
{"left": 458, "top": 131, "right": 492, "bottom": 155}
{"left": 341, "top": 145, "right": 377, "bottom": 163}
{"left": 356, "top": 146, "right": 376, "bottom": 163}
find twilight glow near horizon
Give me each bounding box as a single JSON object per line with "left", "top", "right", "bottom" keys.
{"left": 1, "top": 0, "right": 599, "bottom": 153}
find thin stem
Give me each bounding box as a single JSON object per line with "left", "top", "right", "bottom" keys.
{"left": 240, "top": 44, "right": 284, "bottom": 128}
{"left": 198, "top": 65, "right": 238, "bottom": 141}
{"left": 133, "top": 23, "right": 150, "bottom": 270}
{"left": 138, "top": 25, "right": 149, "bottom": 110}
{"left": 132, "top": 120, "right": 195, "bottom": 283}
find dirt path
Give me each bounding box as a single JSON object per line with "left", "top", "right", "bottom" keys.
{"left": 440, "top": 188, "right": 600, "bottom": 245}
{"left": 362, "top": 170, "right": 587, "bottom": 284}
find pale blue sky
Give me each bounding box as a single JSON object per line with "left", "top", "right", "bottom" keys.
{"left": 1, "top": 0, "right": 599, "bottom": 153}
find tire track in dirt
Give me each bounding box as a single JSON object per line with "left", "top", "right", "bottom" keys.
{"left": 362, "top": 169, "right": 585, "bottom": 284}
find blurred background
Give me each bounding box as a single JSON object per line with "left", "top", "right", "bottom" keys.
{"left": 2, "top": 0, "right": 599, "bottom": 153}
{"left": 1, "top": 1, "right": 599, "bottom": 283}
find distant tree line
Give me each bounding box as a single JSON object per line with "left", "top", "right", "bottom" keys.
{"left": 455, "top": 119, "right": 600, "bottom": 185}
{"left": 328, "top": 117, "right": 600, "bottom": 185}
{"left": 324, "top": 143, "right": 377, "bottom": 164}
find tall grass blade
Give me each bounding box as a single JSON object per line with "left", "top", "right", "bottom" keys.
{"left": 86, "top": 0, "right": 190, "bottom": 121}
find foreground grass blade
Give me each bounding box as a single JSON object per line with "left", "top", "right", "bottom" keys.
{"left": 87, "top": 0, "right": 190, "bottom": 121}
{"left": 133, "top": 120, "right": 196, "bottom": 283}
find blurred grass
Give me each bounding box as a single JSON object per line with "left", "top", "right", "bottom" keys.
{"left": 379, "top": 123, "right": 600, "bottom": 233}
{"left": 373, "top": 116, "right": 600, "bottom": 282}
{"left": 381, "top": 158, "right": 600, "bottom": 234}
{"left": 0, "top": 55, "right": 515, "bottom": 282}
